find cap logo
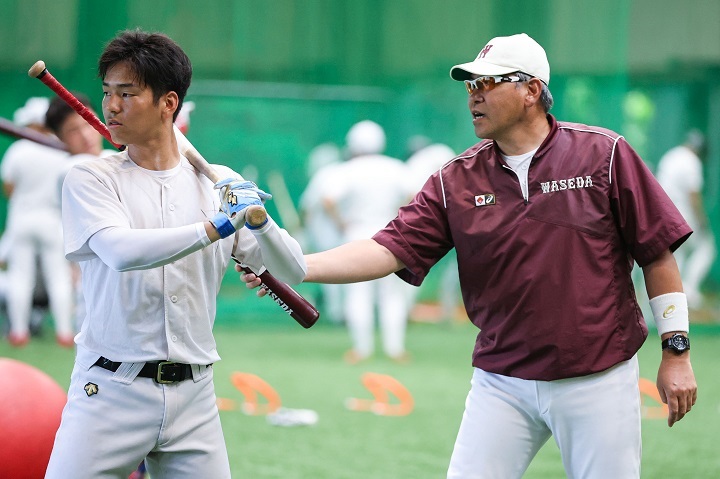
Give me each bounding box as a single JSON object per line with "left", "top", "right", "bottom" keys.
{"left": 478, "top": 44, "right": 493, "bottom": 59}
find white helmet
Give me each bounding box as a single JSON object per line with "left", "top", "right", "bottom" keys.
{"left": 14, "top": 97, "right": 50, "bottom": 127}
{"left": 346, "top": 120, "right": 386, "bottom": 156}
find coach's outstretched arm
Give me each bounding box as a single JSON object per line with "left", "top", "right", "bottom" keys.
{"left": 642, "top": 249, "right": 698, "bottom": 427}
{"left": 239, "top": 239, "right": 405, "bottom": 293}
{"left": 305, "top": 239, "right": 404, "bottom": 283}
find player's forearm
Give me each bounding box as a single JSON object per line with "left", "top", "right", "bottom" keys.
{"left": 88, "top": 223, "right": 210, "bottom": 271}
{"left": 247, "top": 217, "right": 307, "bottom": 285}
{"left": 304, "top": 239, "right": 405, "bottom": 284}
{"left": 642, "top": 249, "right": 683, "bottom": 299}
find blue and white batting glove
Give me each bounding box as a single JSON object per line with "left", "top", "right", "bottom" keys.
{"left": 210, "top": 178, "right": 272, "bottom": 238}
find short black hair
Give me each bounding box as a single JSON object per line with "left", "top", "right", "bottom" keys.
{"left": 45, "top": 93, "right": 93, "bottom": 135}
{"left": 98, "top": 29, "right": 192, "bottom": 121}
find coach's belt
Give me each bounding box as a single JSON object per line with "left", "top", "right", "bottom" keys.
{"left": 93, "top": 357, "right": 206, "bottom": 384}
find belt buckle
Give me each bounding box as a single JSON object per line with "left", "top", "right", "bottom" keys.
{"left": 155, "top": 361, "right": 176, "bottom": 384}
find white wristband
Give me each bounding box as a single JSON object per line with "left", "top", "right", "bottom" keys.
{"left": 648, "top": 292, "right": 689, "bottom": 336}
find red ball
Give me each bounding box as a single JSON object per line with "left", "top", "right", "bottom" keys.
{"left": 0, "top": 358, "right": 67, "bottom": 479}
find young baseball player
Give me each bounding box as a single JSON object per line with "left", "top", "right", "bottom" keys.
{"left": 241, "top": 33, "right": 697, "bottom": 478}
{"left": 44, "top": 30, "right": 306, "bottom": 479}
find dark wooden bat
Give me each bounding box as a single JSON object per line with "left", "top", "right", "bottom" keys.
{"left": 0, "top": 116, "right": 68, "bottom": 151}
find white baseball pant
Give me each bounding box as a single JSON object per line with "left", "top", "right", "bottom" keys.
{"left": 7, "top": 218, "right": 73, "bottom": 339}
{"left": 344, "top": 274, "right": 409, "bottom": 358}
{"left": 447, "top": 356, "right": 641, "bottom": 479}
{"left": 45, "top": 361, "right": 230, "bottom": 479}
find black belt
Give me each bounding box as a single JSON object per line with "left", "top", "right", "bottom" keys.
{"left": 93, "top": 357, "right": 204, "bottom": 384}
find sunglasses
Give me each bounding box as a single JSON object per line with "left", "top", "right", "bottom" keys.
{"left": 464, "top": 75, "right": 524, "bottom": 94}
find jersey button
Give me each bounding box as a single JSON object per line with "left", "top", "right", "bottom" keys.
{"left": 169, "top": 204, "right": 176, "bottom": 211}
{"left": 170, "top": 295, "right": 178, "bottom": 303}
{"left": 171, "top": 335, "right": 178, "bottom": 342}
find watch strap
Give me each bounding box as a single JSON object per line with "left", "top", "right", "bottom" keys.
{"left": 661, "top": 334, "right": 690, "bottom": 352}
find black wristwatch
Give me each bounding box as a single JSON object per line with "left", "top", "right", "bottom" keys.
{"left": 661, "top": 333, "right": 690, "bottom": 354}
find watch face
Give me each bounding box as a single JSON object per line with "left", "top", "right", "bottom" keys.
{"left": 671, "top": 335, "right": 689, "bottom": 349}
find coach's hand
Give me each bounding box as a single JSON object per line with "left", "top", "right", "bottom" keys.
{"left": 657, "top": 352, "right": 697, "bottom": 427}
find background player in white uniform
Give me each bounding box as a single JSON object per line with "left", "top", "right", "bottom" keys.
{"left": 323, "top": 121, "right": 415, "bottom": 363}
{"left": 656, "top": 130, "right": 715, "bottom": 309}
{"left": 241, "top": 33, "right": 697, "bottom": 479}
{"left": 44, "top": 30, "right": 305, "bottom": 479}
{"left": 299, "top": 142, "right": 345, "bottom": 323}
{"left": 404, "top": 137, "right": 460, "bottom": 321}
{"left": 0, "top": 97, "right": 75, "bottom": 347}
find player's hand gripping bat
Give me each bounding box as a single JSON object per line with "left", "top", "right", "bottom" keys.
{"left": 29, "top": 60, "right": 319, "bottom": 328}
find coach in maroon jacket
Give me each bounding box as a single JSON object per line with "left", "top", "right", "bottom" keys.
{"left": 241, "top": 33, "right": 697, "bottom": 478}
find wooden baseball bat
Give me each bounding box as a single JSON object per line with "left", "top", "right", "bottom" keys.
{"left": 0, "top": 116, "right": 68, "bottom": 151}
{"left": 28, "top": 59, "right": 318, "bottom": 328}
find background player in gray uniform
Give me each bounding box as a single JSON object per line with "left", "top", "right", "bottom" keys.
{"left": 241, "top": 33, "right": 697, "bottom": 478}
{"left": 45, "top": 30, "right": 306, "bottom": 479}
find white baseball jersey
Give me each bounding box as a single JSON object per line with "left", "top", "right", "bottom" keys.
{"left": 299, "top": 162, "right": 345, "bottom": 251}
{"left": 655, "top": 145, "right": 703, "bottom": 230}
{"left": 324, "top": 154, "right": 415, "bottom": 241}
{"left": 61, "top": 150, "right": 262, "bottom": 367}
{"left": 1, "top": 139, "right": 69, "bottom": 231}
{"left": 406, "top": 143, "right": 455, "bottom": 193}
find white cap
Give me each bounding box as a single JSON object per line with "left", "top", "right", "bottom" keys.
{"left": 450, "top": 33, "right": 550, "bottom": 85}
{"left": 307, "top": 142, "right": 341, "bottom": 176}
{"left": 13, "top": 97, "right": 50, "bottom": 127}
{"left": 346, "top": 120, "right": 386, "bottom": 156}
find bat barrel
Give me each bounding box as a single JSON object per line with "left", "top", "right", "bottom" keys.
{"left": 0, "top": 117, "right": 68, "bottom": 151}
{"left": 251, "top": 267, "right": 320, "bottom": 328}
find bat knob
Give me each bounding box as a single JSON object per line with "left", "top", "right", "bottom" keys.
{"left": 245, "top": 205, "right": 268, "bottom": 227}
{"left": 28, "top": 60, "right": 47, "bottom": 78}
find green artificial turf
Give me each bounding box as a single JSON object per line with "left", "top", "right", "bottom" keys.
{"left": 2, "top": 319, "right": 719, "bottom": 478}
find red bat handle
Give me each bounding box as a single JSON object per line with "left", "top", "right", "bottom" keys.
{"left": 236, "top": 262, "right": 320, "bottom": 328}
{"left": 28, "top": 60, "right": 124, "bottom": 150}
